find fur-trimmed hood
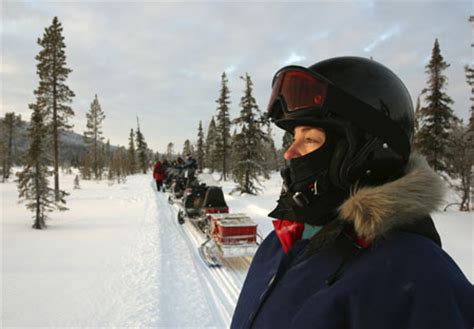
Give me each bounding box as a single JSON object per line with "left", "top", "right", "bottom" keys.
{"left": 338, "top": 153, "right": 446, "bottom": 241}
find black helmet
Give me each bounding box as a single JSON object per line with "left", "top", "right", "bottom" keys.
{"left": 267, "top": 56, "right": 414, "bottom": 188}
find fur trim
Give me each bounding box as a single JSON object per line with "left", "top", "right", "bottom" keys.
{"left": 338, "top": 154, "right": 446, "bottom": 241}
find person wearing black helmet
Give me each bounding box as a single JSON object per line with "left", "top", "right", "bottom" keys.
{"left": 231, "top": 57, "right": 474, "bottom": 329}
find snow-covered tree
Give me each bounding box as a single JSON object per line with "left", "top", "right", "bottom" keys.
{"left": 127, "top": 129, "right": 137, "bottom": 174}
{"left": 205, "top": 117, "right": 218, "bottom": 172}
{"left": 215, "top": 72, "right": 232, "bottom": 180}
{"left": 84, "top": 94, "right": 106, "bottom": 180}
{"left": 232, "top": 73, "right": 269, "bottom": 194}
{"left": 17, "top": 102, "right": 67, "bottom": 229}
{"left": 196, "top": 121, "right": 205, "bottom": 172}
{"left": 135, "top": 117, "right": 148, "bottom": 174}
{"left": 32, "top": 16, "right": 75, "bottom": 200}
{"left": 227, "top": 128, "right": 238, "bottom": 174}
{"left": 414, "top": 39, "right": 458, "bottom": 173}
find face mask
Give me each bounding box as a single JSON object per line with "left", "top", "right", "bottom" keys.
{"left": 284, "top": 131, "right": 337, "bottom": 193}
{"left": 270, "top": 130, "right": 349, "bottom": 225}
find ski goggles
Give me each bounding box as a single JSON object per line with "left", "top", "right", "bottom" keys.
{"left": 266, "top": 66, "right": 330, "bottom": 118}
{"left": 265, "top": 65, "right": 410, "bottom": 159}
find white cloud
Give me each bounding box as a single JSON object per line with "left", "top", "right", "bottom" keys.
{"left": 225, "top": 65, "right": 236, "bottom": 74}
{"left": 2, "top": 2, "right": 471, "bottom": 149}
{"left": 364, "top": 25, "right": 402, "bottom": 52}
{"left": 283, "top": 52, "right": 306, "bottom": 65}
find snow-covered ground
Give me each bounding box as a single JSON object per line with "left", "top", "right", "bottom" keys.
{"left": 1, "top": 171, "right": 473, "bottom": 327}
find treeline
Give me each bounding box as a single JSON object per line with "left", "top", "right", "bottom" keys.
{"left": 162, "top": 72, "right": 281, "bottom": 196}
{"left": 412, "top": 36, "right": 473, "bottom": 212}
{"left": 4, "top": 16, "right": 473, "bottom": 230}
{"left": 163, "top": 31, "right": 474, "bottom": 210}
{"left": 3, "top": 17, "right": 156, "bottom": 229}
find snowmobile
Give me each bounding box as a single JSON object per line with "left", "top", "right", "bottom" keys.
{"left": 169, "top": 173, "right": 259, "bottom": 267}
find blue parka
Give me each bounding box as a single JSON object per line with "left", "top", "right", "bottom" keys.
{"left": 231, "top": 155, "right": 474, "bottom": 329}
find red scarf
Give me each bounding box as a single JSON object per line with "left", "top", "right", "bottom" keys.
{"left": 273, "top": 220, "right": 370, "bottom": 253}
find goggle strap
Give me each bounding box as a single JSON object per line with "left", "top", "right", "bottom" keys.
{"left": 327, "top": 87, "right": 411, "bottom": 159}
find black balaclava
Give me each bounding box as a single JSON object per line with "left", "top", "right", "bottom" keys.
{"left": 268, "top": 129, "right": 349, "bottom": 226}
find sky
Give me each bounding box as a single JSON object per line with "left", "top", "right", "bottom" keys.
{"left": 2, "top": 0, "right": 472, "bottom": 152}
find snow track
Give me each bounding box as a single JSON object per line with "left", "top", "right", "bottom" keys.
{"left": 81, "top": 178, "right": 248, "bottom": 327}
{"left": 158, "top": 191, "right": 252, "bottom": 327}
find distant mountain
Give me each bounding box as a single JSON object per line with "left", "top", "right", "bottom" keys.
{"left": 2, "top": 119, "right": 114, "bottom": 166}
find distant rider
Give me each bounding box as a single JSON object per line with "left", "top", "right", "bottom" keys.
{"left": 152, "top": 159, "right": 165, "bottom": 191}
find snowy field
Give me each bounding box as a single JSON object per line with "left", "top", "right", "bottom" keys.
{"left": 1, "top": 170, "right": 473, "bottom": 328}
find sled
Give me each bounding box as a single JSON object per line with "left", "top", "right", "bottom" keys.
{"left": 166, "top": 173, "right": 259, "bottom": 267}
{"left": 208, "top": 213, "right": 258, "bottom": 258}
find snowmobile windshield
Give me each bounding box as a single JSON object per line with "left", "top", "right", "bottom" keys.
{"left": 265, "top": 65, "right": 411, "bottom": 160}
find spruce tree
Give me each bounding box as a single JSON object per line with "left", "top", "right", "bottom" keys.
{"left": 182, "top": 139, "right": 192, "bottom": 156}
{"left": 79, "top": 152, "right": 92, "bottom": 179}
{"left": 465, "top": 64, "right": 474, "bottom": 134}
{"left": 127, "top": 129, "right": 137, "bottom": 174}
{"left": 263, "top": 124, "right": 279, "bottom": 172}
{"left": 84, "top": 94, "right": 106, "bottom": 180}
{"left": 455, "top": 57, "right": 474, "bottom": 210}
{"left": 17, "top": 102, "right": 66, "bottom": 229}
{"left": 135, "top": 117, "right": 148, "bottom": 174}
{"left": 215, "top": 72, "right": 232, "bottom": 180}
{"left": 232, "top": 73, "right": 269, "bottom": 194}
{"left": 447, "top": 121, "right": 473, "bottom": 211}
{"left": 228, "top": 128, "right": 238, "bottom": 174}
{"left": 0, "top": 139, "right": 6, "bottom": 183}
{"left": 414, "top": 39, "right": 457, "bottom": 173}
{"left": 104, "top": 139, "right": 112, "bottom": 170}
{"left": 109, "top": 146, "right": 126, "bottom": 184}
{"left": 2, "top": 112, "right": 22, "bottom": 180}
{"left": 196, "top": 121, "right": 205, "bottom": 172}
{"left": 205, "top": 117, "right": 218, "bottom": 172}
{"left": 33, "top": 17, "right": 75, "bottom": 200}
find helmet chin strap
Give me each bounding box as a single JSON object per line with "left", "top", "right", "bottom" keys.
{"left": 268, "top": 175, "right": 349, "bottom": 226}
{"left": 269, "top": 130, "right": 350, "bottom": 226}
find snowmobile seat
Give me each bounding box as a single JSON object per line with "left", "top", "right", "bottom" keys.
{"left": 184, "top": 183, "right": 208, "bottom": 213}
{"left": 202, "top": 186, "right": 228, "bottom": 208}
